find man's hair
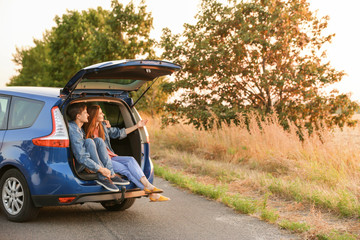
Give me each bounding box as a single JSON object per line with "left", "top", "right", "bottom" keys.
{"left": 67, "top": 103, "right": 87, "bottom": 121}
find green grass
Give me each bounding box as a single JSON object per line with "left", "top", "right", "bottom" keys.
{"left": 260, "top": 208, "right": 279, "bottom": 223}
{"left": 154, "top": 164, "right": 225, "bottom": 200}
{"left": 156, "top": 164, "right": 274, "bottom": 218}
{"left": 259, "top": 192, "right": 279, "bottom": 223}
{"left": 316, "top": 231, "right": 357, "bottom": 240}
{"left": 264, "top": 175, "right": 360, "bottom": 217}
{"left": 279, "top": 220, "right": 310, "bottom": 233}
{"left": 156, "top": 164, "right": 258, "bottom": 214}
{"left": 189, "top": 181, "right": 226, "bottom": 200}
{"left": 336, "top": 190, "right": 360, "bottom": 217}
{"left": 222, "top": 194, "right": 257, "bottom": 214}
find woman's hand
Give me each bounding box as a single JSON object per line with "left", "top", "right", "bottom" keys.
{"left": 136, "top": 119, "right": 148, "bottom": 129}
{"left": 104, "top": 120, "right": 111, "bottom": 128}
{"left": 125, "top": 119, "right": 148, "bottom": 135}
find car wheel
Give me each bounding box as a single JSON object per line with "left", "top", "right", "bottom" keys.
{"left": 0, "top": 169, "right": 39, "bottom": 222}
{"left": 101, "top": 198, "right": 136, "bottom": 211}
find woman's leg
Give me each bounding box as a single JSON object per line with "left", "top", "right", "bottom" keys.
{"left": 112, "top": 156, "right": 155, "bottom": 189}
{"left": 111, "top": 157, "right": 145, "bottom": 189}
{"left": 111, "top": 157, "right": 170, "bottom": 201}
{"left": 112, "top": 156, "right": 144, "bottom": 179}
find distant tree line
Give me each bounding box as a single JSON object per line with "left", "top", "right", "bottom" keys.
{"left": 9, "top": 0, "right": 358, "bottom": 131}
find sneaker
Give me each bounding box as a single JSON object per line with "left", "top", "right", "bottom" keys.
{"left": 95, "top": 178, "right": 119, "bottom": 192}
{"left": 111, "top": 175, "right": 130, "bottom": 186}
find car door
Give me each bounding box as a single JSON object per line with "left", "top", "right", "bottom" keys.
{"left": 61, "top": 59, "right": 181, "bottom": 99}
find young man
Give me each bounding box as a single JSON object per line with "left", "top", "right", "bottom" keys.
{"left": 67, "top": 103, "right": 129, "bottom": 192}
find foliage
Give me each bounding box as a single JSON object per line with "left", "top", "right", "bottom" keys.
{"left": 160, "top": 0, "right": 358, "bottom": 130}
{"left": 11, "top": 36, "right": 51, "bottom": 86}
{"left": 8, "top": 0, "right": 155, "bottom": 87}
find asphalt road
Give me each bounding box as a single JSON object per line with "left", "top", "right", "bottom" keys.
{"left": 0, "top": 177, "right": 299, "bottom": 240}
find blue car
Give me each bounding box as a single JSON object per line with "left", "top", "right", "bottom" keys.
{"left": 0, "top": 59, "right": 181, "bottom": 222}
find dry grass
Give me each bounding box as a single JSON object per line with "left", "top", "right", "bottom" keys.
{"left": 148, "top": 114, "right": 360, "bottom": 188}
{"left": 144, "top": 112, "right": 360, "bottom": 237}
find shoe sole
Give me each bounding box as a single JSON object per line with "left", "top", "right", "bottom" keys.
{"left": 95, "top": 180, "right": 119, "bottom": 192}
{"left": 150, "top": 198, "right": 170, "bottom": 202}
{"left": 112, "top": 181, "right": 130, "bottom": 186}
{"left": 151, "top": 190, "right": 163, "bottom": 193}
{"left": 144, "top": 189, "right": 164, "bottom": 194}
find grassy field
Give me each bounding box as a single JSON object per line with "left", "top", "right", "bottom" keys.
{"left": 144, "top": 113, "right": 360, "bottom": 239}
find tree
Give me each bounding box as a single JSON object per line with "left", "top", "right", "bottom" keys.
{"left": 160, "top": 0, "right": 358, "bottom": 130}
{"left": 8, "top": 0, "right": 155, "bottom": 87}
{"left": 10, "top": 34, "right": 51, "bottom": 86}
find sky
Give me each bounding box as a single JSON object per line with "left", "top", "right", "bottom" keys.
{"left": 0, "top": 0, "right": 359, "bottom": 100}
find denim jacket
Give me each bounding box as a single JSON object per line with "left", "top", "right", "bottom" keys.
{"left": 68, "top": 121, "right": 101, "bottom": 172}
{"left": 102, "top": 122, "right": 127, "bottom": 152}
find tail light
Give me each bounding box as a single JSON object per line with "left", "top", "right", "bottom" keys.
{"left": 32, "top": 106, "right": 69, "bottom": 148}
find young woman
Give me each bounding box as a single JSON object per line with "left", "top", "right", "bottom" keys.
{"left": 83, "top": 105, "right": 170, "bottom": 202}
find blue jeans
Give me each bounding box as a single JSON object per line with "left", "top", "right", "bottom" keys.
{"left": 85, "top": 138, "right": 115, "bottom": 180}
{"left": 111, "top": 156, "right": 145, "bottom": 189}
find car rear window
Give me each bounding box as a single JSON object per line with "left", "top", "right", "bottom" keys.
{"left": 101, "top": 103, "right": 125, "bottom": 128}
{"left": 8, "top": 97, "right": 44, "bottom": 129}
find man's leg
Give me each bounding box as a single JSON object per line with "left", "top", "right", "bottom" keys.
{"left": 84, "top": 138, "right": 107, "bottom": 181}
{"left": 84, "top": 138, "right": 119, "bottom": 191}
{"left": 92, "top": 138, "right": 115, "bottom": 176}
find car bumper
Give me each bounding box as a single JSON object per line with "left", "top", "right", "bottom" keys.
{"left": 32, "top": 188, "right": 148, "bottom": 207}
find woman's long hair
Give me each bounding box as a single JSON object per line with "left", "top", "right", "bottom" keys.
{"left": 83, "top": 105, "right": 105, "bottom": 140}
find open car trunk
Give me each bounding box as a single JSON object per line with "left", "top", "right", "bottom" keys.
{"left": 65, "top": 97, "right": 141, "bottom": 181}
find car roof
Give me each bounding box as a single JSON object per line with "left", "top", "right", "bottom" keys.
{"left": 0, "top": 87, "right": 61, "bottom": 102}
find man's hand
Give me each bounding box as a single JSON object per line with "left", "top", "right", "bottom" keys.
{"left": 98, "top": 167, "right": 111, "bottom": 179}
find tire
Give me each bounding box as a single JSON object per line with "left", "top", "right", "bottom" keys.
{"left": 101, "top": 198, "right": 136, "bottom": 211}
{"left": 0, "top": 169, "right": 39, "bottom": 222}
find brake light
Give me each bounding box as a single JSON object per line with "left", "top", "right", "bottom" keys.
{"left": 32, "top": 106, "right": 69, "bottom": 148}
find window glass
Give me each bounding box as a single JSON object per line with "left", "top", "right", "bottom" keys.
{"left": 0, "top": 96, "right": 10, "bottom": 130}
{"left": 8, "top": 97, "right": 44, "bottom": 129}
{"left": 82, "top": 78, "right": 137, "bottom": 85}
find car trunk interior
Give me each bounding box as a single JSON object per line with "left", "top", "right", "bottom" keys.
{"left": 65, "top": 97, "right": 142, "bottom": 181}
